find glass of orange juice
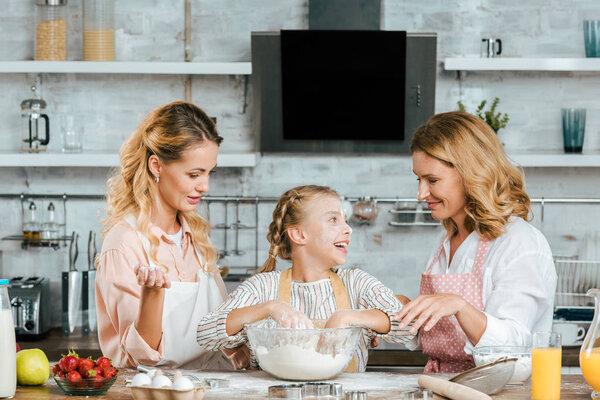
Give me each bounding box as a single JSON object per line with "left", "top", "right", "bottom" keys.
{"left": 532, "top": 331, "right": 562, "bottom": 400}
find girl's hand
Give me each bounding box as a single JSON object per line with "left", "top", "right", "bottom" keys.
{"left": 393, "top": 294, "right": 467, "bottom": 334}
{"left": 268, "top": 301, "right": 313, "bottom": 329}
{"left": 134, "top": 264, "right": 171, "bottom": 289}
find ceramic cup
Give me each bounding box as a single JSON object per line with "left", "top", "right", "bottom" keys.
{"left": 553, "top": 324, "right": 585, "bottom": 345}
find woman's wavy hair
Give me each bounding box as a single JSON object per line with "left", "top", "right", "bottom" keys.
{"left": 410, "top": 111, "right": 530, "bottom": 239}
{"left": 258, "top": 185, "right": 339, "bottom": 273}
{"left": 103, "top": 101, "right": 223, "bottom": 272}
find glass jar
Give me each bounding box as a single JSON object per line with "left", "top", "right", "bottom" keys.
{"left": 83, "top": 0, "right": 115, "bottom": 61}
{"left": 23, "top": 201, "right": 40, "bottom": 242}
{"left": 0, "top": 279, "right": 17, "bottom": 399}
{"left": 41, "top": 202, "right": 59, "bottom": 246}
{"left": 35, "top": 0, "right": 67, "bottom": 61}
{"left": 352, "top": 196, "right": 379, "bottom": 223}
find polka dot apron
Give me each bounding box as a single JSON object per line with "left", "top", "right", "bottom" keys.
{"left": 419, "top": 236, "right": 490, "bottom": 373}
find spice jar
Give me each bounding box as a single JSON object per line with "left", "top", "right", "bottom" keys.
{"left": 23, "top": 201, "right": 41, "bottom": 242}
{"left": 35, "top": 0, "right": 67, "bottom": 61}
{"left": 83, "top": 0, "right": 115, "bottom": 61}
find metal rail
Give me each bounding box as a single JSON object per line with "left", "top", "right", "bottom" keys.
{"left": 1, "top": 193, "right": 600, "bottom": 204}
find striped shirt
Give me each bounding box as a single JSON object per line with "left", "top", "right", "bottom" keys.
{"left": 196, "top": 267, "right": 415, "bottom": 372}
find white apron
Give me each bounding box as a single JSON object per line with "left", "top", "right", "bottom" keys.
{"left": 125, "top": 216, "right": 231, "bottom": 369}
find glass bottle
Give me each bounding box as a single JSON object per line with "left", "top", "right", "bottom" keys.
{"left": 83, "top": 0, "right": 115, "bottom": 61}
{"left": 35, "top": 0, "right": 68, "bottom": 61}
{"left": 0, "top": 279, "right": 17, "bottom": 398}
{"left": 580, "top": 288, "right": 600, "bottom": 399}
{"left": 41, "top": 202, "right": 59, "bottom": 246}
{"left": 22, "top": 202, "right": 40, "bottom": 242}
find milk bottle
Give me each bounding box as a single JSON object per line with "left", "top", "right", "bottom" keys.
{"left": 0, "top": 279, "right": 16, "bottom": 398}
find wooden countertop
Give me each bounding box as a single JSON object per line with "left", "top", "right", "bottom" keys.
{"left": 14, "top": 369, "right": 594, "bottom": 399}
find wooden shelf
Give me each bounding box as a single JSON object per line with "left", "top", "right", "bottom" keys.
{"left": 0, "top": 151, "right": 260, "bottom": 167}
{"left": 0, "top": 61, "right": 252, "bottom": 75}
{"left": 508, "top": 153, "right": 600, "bottom": 167}
{"left": 444, "top": 57, "right": 600, "bottom": 71}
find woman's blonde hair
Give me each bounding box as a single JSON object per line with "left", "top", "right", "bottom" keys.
{"left": 410, "top": 111, "right": 530, "bottom": 239}
{"left": 103, "top": 101, "right": 223, "bottom": 272}
{"left": 258, "top": 185, "right": 339, "bottom": 273}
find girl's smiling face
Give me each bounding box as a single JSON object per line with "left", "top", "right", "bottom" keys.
{"left": 300, "top": 195, "right": 352, "bottom": 268}
{"left": 412, "top": 150, "right": 467, "bottom": 224}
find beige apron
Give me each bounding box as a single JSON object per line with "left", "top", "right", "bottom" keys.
{"left": 277, "top": 268, "right": 359, "bottom": 372}
{"left": 125, "top": 216, "right": 230, "bottom": 369}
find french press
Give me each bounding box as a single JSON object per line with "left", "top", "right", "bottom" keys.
{"left": 21, "top": 98, "right": 50, "bottom": 153}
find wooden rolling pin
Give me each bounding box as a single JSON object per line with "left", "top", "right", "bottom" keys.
{"left": 418, "top": 375, "right": 492, "bottom": 400}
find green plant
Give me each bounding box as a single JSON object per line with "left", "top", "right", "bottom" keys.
{"left": 457, "top": 97, "right": 509, "bottom": 133}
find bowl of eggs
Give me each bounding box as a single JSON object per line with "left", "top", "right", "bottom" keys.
{"left": 129, "top": 370, "right": 206, "bottom": 400}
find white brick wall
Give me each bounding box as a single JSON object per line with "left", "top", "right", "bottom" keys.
{"left": 1, "top": 0, "right": 599, "bottom": 327}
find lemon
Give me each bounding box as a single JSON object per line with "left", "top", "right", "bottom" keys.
{"left": 16, "top": 349, "right": 49, "bottom": 385}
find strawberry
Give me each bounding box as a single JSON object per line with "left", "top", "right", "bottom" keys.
{"left": 95, "top": 356, "right": 111, "bottom": 370}
{"left": 102, "top": 366, "right": 117, "bottom": 379}
{"left": 57, "top": 370, "right": 66, "bottom": 378}
{"left": 15, "top": 343, "right": 20, "bottom": 352}
{"left": 93, "top": 367, "right": 103, "bottom": 377}
{"left": 91, "top": 374, "right": 105, "bottom": 389}
{"left": 77, "top": 357, "right": 95, "bottom": 377}
{"left": 67, "top": 370, "right": 82, "bottom": 384}
{"left": 52, "top": 363, "right": 61, "bottom": 375}
{"left": 82, "top": 368, "right": 97, "bottom": 379}
{"left": 59, "top": 349, "right": 80, "bottom": 372}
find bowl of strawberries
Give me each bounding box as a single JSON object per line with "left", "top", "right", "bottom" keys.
{"left": 52, "top": 349, "right": 118, "bottom": 396}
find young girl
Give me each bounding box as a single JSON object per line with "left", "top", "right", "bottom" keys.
{"left": 197, "top": 185, "right": 414, "bottom": 372}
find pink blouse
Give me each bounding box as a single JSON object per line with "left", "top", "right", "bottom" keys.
{"left": 95, "top": 217, "right": 203, "bottom": 368}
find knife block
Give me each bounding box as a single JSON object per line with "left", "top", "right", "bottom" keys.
{"left": 62, "top": 271, "right": 94, "bottom": 336}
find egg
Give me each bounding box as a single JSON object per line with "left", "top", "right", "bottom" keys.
{"left": 172, "top": 376, "right": 194, "bottom": 391}
{"left": 151, "top": 374, "right": 172, "bottom": 389}
{"left": 131, "top": 373, "right": 152, "bottom": 387}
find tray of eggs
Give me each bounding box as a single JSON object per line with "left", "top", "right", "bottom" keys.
{"left": 128, "top": 370, "right": 206, "bottom": 400}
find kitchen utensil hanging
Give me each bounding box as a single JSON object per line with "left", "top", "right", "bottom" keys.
{"left": 231, "top": 199, "right": 246, "bottom": 256}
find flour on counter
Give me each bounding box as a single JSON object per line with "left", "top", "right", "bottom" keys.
{"left": 255, "top": 344, "right": 352, "bottom": 380}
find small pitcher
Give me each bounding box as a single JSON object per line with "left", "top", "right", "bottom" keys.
{"left": 580, "top": 288, "right": 600, "bottom": 399}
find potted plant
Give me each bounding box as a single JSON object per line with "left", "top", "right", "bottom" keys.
{"left": 457, "top": 97, "right": 509, "bottom": 133}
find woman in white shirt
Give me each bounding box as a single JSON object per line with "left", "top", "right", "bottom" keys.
{"left": 394, "top": 111, "right": 557, "bottom": 373}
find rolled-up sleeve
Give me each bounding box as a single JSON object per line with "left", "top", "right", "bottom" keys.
{"left": 197, "top": 277, "right": 263, "bottom": 350}
{"left": 96, "top": 249, "right": 164, "bottom": 367}
{"left": 465, "top": 250, "right": 556, "bottom": 353}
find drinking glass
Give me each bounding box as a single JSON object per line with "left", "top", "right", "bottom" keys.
{"left": 561, "top": 108, "right": 586, "bottom": 153}
{"left": 584, "top": 20, "right": 600, "bottom": 57}
{"left": 60, "top": 114, "right": 83, "bottom": 152}
{"left": 531, "top": 331, "right": 562, "bottom": 400}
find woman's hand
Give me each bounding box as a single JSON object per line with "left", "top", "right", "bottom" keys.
{"left": 393, "top": 294, "right": 467, "bottom": 335}
{"left": 135, "top": 264, "right": 171, "bottom": 289}
{"left": 267, "top": 300, "right": 313, "bottom": 329}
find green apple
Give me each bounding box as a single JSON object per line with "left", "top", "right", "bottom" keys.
{"left": 16, "top": 349, "right": 49, "bottom": 385}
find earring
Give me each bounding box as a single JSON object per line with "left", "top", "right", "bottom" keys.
{"left": 155, "top": 176, "right": 160, "bottom": 183}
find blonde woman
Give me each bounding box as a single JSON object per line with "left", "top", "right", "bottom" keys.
{"left": 96, "top": 101, "right": 242, "bottom": 369}
{"left": 197, "top": 185, "right": 414, "bottom": 372}
{"left": 394, "top": 111, "right": 557, "bottom": 373}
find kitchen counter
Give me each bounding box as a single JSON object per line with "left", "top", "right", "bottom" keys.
{"left": 13, "top": 369, "right": 594, "bottom": 399}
